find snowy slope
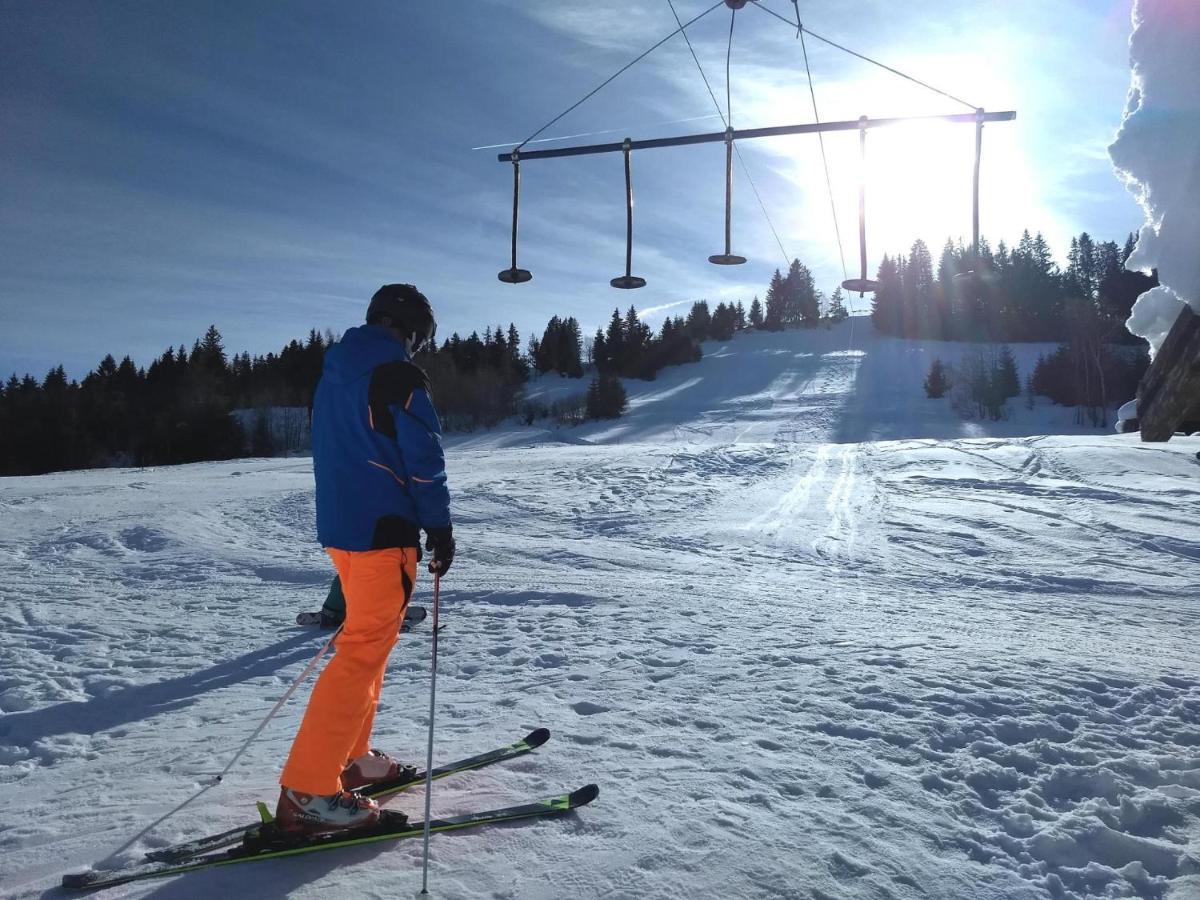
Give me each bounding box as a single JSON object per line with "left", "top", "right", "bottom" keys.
{"left": 498, "top": 320, "right": 1130, "bottom": 449}
{"left": 2, "top": 323, "right": 1199, "bottom": 900}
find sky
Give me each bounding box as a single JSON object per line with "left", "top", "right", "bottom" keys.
{"left": 0, "top": 0, "right": 1145, "bottom": 380}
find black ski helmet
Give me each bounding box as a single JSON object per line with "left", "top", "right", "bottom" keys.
{"left": 367, "top": 283, "right": 437, "bottom": 350}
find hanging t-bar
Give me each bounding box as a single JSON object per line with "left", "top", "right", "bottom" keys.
{"left": 953, "top": 108, "right": 988, "bottom": 293}
{"left": 842, "top": 117, "right": 880, "bottom": 296}
{"left": 496, "top": 110, "right": 1015, "bottom": 163}
{"left": 497, "top": 109, "right": 1015, "bottom": 286}
{"left": 498, "top": 152, "right": 533, "bottom": 284}
{"left": 709, "top": 128, "right": 746, "bottom": 266}
{"left": 611, "top": 139, "right": 647, "bottom": 289}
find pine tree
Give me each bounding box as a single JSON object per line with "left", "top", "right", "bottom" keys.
{"left": 585, "top": 373, "right": 628, "bottom": 419}
{"left": 997, "top": 345, "right": 1020, "bottom": 399}
{"left": 905, "top": 240, "right": 935, "bottom": 338}
{"left": 559, "top": 317, "right": 584, "bottom": 378}
{"left": 710, "top": 303, "right": 736, "bottom": 340}
{"left": 592, "top": 329, "right": 607, "bottom": 371}
{"left": 535, "top": 317, "right": 560, "bottom": 374}
{"left": 748, "top": 295, "right": 764, "bottom": 329}
{"left": 782, "top": 258, "right": 820, "bottom": 327}
{"left": 198, "top": 325, "right": 227, "bottom": 372}
{"left": 605, "top": 308, "right": 624, "bottom": 368}
{"left": 924, "top": 358, "right": 950, "bottom": 398}
{"left": 763, "top": 270, "right": 786, "bottom": 331}
{"left": 686, "top": 301, "right": 711, "bottom": 340}
{"left": 826, "top": 287, "right": 848, "bottom": 323}
{"left": 871, "top": 256, "right": 902, "bottom": 335}
{"left": 528, "top": 335, "right": 544, "bottom": 373}
{"left": 937, "top": 239, "right": 959, "bottom": 287}
{"left": 1076, "top": 232, "right": 1097, "bottom": 298}
{"left": 506, "top": 323, "right": 529, "bottom": 380}
{"left": 622, "top": 306, "right": 650, "bottom": 373}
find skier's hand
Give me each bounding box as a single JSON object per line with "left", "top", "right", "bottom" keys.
{"left": 424, "top": 526, "right": 455, "bottom": 576}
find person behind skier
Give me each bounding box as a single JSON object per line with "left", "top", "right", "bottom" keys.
{"left": 276, "top": 283, "right": 455, "bottom": 834}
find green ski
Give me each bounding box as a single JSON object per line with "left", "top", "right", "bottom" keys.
{"left": 139, "top": 728, "right": 550, "bottom": 865}
{"left": 62, "top": 784, "right": 598, "bottom": 892}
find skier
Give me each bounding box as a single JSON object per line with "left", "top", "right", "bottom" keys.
{"left": 300, "top": 575, "right": 426, "bottom": 631}
{"left": 276, "top": 283, "right": 455, "bottom": 834}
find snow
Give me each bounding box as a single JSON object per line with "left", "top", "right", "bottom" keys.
{"left": 505, "top": 323, "right": 1115, "bottom": 450}
{"left": 1109, "top": 0, "right": 1200, "bottom": 355}
{"left": 2, "top": 321, "right": 1199, "bottom": 900}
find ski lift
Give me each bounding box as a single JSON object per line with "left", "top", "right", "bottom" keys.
{"left": 491, "top": 2, "right": 1015, "bottom": 292}
{"left": 611, "top": 139, "right": 647, "bottom": 289}
{"left": 709, "top": 128, "right": 747, "bottom": 266}
{"left": 841, "top": 117, "right": 881, "bottom": 296}
{"left": 953, "top": 108, "right": 989, "bottom": 294}
{"left": 497, "top": 152, "right": 532, "bottom": 284}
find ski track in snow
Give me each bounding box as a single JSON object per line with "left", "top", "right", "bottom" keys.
{"left": 1, "top": 323, "right": 1199, "bottom": 899}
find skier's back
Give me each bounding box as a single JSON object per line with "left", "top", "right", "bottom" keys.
{"left": 275, "top": 283, "right": 455, "bottom": 834}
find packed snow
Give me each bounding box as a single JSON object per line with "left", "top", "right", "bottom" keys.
{"left": 1109, "top": 0, "right": 1200, "bottom": 355}
{"left": 2, "top": 321, "right": 1198, "bottom": 900}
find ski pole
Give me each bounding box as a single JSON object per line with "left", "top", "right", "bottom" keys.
{"left": 105, "top": 625, "right": 342, "bottom": 860}
{"left": 215, "top": 625, "right": 342, "bottom": 783}
{"left": 419, "top": 572, "right": 441, "bottom": 895}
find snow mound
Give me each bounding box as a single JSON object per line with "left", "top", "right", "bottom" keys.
{"left": 1109, "top": 0, "right": 1200, "bottom": 354}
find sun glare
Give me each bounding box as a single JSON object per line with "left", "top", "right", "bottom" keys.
{"left": 862, "top": 120, "right": 979, "bottom": 255}
{"left": 743, "top": 45, "right": 1040, "bottom": 284}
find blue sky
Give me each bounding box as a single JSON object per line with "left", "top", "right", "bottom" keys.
{"left": 1, "top": 0, "right": 1142, "bottom": 380}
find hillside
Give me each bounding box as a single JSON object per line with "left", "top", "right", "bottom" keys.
{"left": 487, "top": 317, "right": 1128, "bottom": 450}
{"left": 1, "top": 317, "right": 1197, "bottom": 900}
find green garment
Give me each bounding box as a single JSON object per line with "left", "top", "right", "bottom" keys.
{"left": 321, "top": 575, "right": 346, "bottom": 623}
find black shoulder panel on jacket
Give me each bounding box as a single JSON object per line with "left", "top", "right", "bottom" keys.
{"left": 368, "top": 361, "right": 431, "bottom": 439}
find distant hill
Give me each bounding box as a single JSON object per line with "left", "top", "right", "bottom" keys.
{"left": 460, "top": 317, "right": 1128, "bottom": 450}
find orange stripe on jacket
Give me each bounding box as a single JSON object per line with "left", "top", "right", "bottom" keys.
{"left": 367, "top": 460, "right": 405, "bottom": 485}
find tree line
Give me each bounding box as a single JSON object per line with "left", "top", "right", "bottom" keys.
{"left": 894, "top": 230, "right": 1153, "bottom": 424}
{"left": 4, "top": 234, "right": 1149, "bottom": 476}
{"left": 0, "top": 293, "right": 708, "bottom": 474}
{"left": 872, "top": 230, "right": 1155, "bottom": 343}
{"left": 924, "top": 342, "right": 1146, "bottom": 428}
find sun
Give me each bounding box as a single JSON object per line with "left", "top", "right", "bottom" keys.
{"left": 751, "top": 55, "right": 1033, "bottom": 283}
{"left": 858, "top": 120, "right": 978, "bottom": 256}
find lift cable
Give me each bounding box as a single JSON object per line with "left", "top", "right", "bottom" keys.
{"left": 796, "top": 15, "right": 849, "bottom": 281}
{"left": 513, "top": 0, "right": 727, "bottom": 154}
{"left": 725, "top": 3, "right": 736, "bottom": 125}
{"left": 749, "top": 0, "right": 978, "bottom": 111}
{"left": 666, "top": 0, "right": 792, "bottom": 268}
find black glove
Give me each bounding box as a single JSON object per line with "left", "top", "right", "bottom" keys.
{"left": 424, "top": 526, "right": 455, "bottom": 576}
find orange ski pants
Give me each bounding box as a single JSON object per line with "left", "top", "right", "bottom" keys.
{"left": 280, "top": 547, "right": 416, "bottom": 795}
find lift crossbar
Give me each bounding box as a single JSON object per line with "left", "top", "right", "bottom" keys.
{"left": 498, "top": 110, "right": 1016, "bottom": 162}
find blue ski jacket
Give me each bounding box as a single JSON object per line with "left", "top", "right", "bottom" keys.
{"left": 312, "top": 324, "right": 451, "bottom": 551}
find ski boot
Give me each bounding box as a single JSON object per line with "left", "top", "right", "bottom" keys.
{"left": 341, "top": 749, "right": 417, "bottom": 791}
{"left": 274, "top": 788, "right": 380, "bottom": 835}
